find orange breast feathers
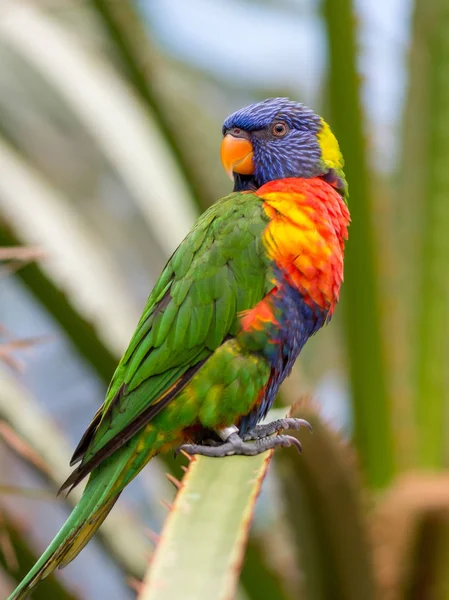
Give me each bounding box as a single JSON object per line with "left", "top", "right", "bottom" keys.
{"left": 256, "top": 178, "right": 350, "bottom": 315}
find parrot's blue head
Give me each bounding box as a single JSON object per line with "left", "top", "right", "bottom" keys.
{"left": 221, "top": 97, "right": 346, "bottom": 195}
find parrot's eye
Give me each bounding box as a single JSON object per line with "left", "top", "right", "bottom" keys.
{"left": 272, "top": 122, "right": 288, "bottom": 137}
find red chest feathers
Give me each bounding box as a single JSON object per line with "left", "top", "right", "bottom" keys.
{"left": 255, "top": 178, "right": 350, "bottom": 315}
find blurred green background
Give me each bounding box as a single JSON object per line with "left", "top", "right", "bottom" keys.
{"left": 1, "top": 0, "right": 449, "bottom": 598}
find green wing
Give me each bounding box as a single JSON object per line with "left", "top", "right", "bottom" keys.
{"left": 62, "top": 191, "right": 271, "bottom": 489}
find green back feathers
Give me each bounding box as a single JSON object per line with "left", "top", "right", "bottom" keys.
{"left": 63, "top": 192, "right": 272, "bottom": 489}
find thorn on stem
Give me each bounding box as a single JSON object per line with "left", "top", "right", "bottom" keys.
{"left": 127, "top": 577, "right": 144, "bottom": 593}
{"left": 180, "top": 449, "right": 194, "bottom": 462}
{"left": 165, "top": 473, "right": 182, "bottom": 489}
{"left": 144, "top": 528, "right": 161, "bottom": 545}
{"left": 160, "top": 499, "right": 173, "bottom": 512}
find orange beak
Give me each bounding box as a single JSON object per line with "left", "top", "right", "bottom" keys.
{"left": 220, "top": 134, "right": 254, "bottom": 180}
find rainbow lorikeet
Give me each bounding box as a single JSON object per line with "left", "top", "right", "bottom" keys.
{"left": 9, "top": 97, "right": 349, "bottom": 599}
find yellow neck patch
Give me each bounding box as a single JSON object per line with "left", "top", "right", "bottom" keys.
{"left": 317, "top": 120, "right": 343, "bottom": 171}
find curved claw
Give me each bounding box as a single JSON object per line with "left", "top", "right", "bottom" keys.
{"left": 265, "top": 434, "right": 302, "bottom": 454}
{"left": 242, "top": 417, "right": 312, "bottom": 442}
{"left": 294, "top": 418, "right": 313, "bottom": 433}
{"left": 277, "top": 418, "right": 312, "bottom": 433}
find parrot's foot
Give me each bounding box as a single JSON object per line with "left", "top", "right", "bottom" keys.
{"left": 242, "top": 417, "right": 312, "bottom": 441}
{"left": 179, "top": 430, "right": 303, "bottom": 458}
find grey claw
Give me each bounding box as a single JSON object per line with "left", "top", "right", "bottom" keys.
{"left": 276, "top": 418, "right": 312, "bottom": 433}
{"left": 286, "top": 435, "right": 303, "bottom": 454}
{"left": 294, "top": 418, "right": 313, "bottom": 433}
{"left": 242, "top": 417, "right": 312, "bottom": 441}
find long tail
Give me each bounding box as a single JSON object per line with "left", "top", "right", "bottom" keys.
{"left": 8, "top": 442, "right": 145, "bottom": 600}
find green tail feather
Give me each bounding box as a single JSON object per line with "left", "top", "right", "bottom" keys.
{"left": 8, "top": 444, "right": 137, "bottom": 600}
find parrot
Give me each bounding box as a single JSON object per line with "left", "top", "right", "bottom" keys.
{"left": 8, "top": 97, "right": 350, "bottom": 599}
